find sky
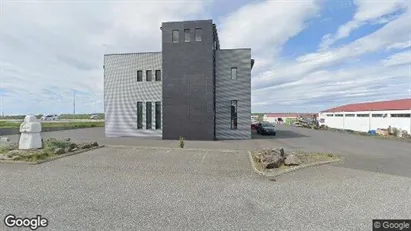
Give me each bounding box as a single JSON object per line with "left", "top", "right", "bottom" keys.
{"left": 0, "top": 0, "right": 410, "bottom": 115}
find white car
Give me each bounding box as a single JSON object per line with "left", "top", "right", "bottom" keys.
{"left": 90, "top": 115, "right": 100, "bottom": 120}
{"left": 41, "top": 114, "right": 59, "bottom": 121}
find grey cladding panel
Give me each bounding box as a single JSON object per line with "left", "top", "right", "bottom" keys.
{"left": 215, "top": 49, "right": 252, "bottom": 140}
{"left": 104, "top": 53, "right": 162, "bottom": 137}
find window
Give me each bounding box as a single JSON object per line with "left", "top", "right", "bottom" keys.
{"left": 357, "top": 114, "right": 369, "bottom": 117}
{"left": 146, "top": 102, "right": 152, "bottom": 129}
{"left": 137, "top": 70, "right": 143, "bottom": 82}
{"left": 391, "top": 113, "right": 411, "bottom": 117}
{"left": 155, "top": 70, "right": 161, "bottom": 81}
{"left": 195, "top": 28, "right": 202, "bottom": 41}
{"left": 137, "top": 102, "right": 143, "bottom": 129}
{"left": 372, "top": 114, "right": 383, "bottom": 117}
{"left": 172, "top": 30, "right": 179, "bottom": 43}
{"left": 231, "top": 100, "right": 237, "bottom": 130}
{"left": 345, "top": 114, "right": 355, "bottom": 117}
{"left": 184, "top": 29, "right": 190, "bottom": 42}
{"left": 231, "top": 67, "right": 237, "bottom": 79}
{"left": 326, "top": 114, "right": 334, "bottom": 117}
{"left": 335, "top": 114, "right": 343, "bottom": 117}
{"left": 155, "top": 102, "right": 161, "bottom": 129}
{"left": 146, "top": 70, "right": 152, "bottom": 81}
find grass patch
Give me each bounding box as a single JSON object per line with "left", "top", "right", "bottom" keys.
{"left": 251, "top": 150, "right": 341, "bottom": 173}
{"left": 0, "top": 121, "right": 104, "bottom": 129}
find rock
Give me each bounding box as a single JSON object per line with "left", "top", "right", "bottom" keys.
{"left": 91, "top": 141, "right": 99, "bottom": 147}
{"left": 65, "top": 138, "right": 71, "bottom": 142}
{"left": 255, "top": 148, "right": 285, "bottom": 169}
{"left": 284, "top": 154, "right": 302, "bottom": 166}
{"left": 80, "top": 143, "right": 92, "bottom": 149}
{"left": 54, "top": 148, "right": 65, "bottom": 155}
{"left": 71, "top": 148, "right": 78, "bottom": 152}
{"left": 1, "top": 137, "right": 10, "bottom": 143}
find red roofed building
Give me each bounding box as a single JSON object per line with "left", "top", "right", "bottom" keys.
{"left": 263, "top": 112, "right": 317, "bottom": 124}
{"left": 318, "top": 98, "right": 411, "bottom": 133}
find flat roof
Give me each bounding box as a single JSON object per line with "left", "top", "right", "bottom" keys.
{"left": 104, "top": 51, "right": 161, "bottom": 56}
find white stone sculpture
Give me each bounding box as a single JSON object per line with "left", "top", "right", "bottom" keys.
{"left": 19, "top": 115, "right": 42, "bottom": 150}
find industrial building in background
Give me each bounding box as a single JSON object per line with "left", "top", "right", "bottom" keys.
{"left": 318, "top": 98, "right": 411, "bottom": 134}
{"left": 104, "top": 19, "right": 254, "bottom": 140}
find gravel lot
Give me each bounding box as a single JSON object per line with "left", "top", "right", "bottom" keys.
{"left": 1, "top": 146, "right": 410, "bottom": 230}
{"left": 5, "top": 125, "right": 411, "bottom": 177}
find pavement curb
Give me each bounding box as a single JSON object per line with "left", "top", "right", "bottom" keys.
{"left": 104, "top": 144, "right": 242, "bottom": 153}
{"left": 0, "top": 145, "right": 105, "bottom": 165}
{"left": 248, "top": 151, "right": 344, "bottom": 178}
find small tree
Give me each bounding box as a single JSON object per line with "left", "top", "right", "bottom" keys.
{"left": 179, "top": 136, "right": 184, "bottom": 148}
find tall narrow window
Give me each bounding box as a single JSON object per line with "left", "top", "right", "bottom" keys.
{"left": 137, "top": 70, "right": 143, "bottom": 82}
{"left": 184, "top": 29, "right": 190, "bottom": 42}
{"left": 231, "top": 100, "right": 238, "bottom": 130}
{"left": 155, "top": 70, "right": 161, "bottom": 81}
{"left": 231, "top": 67, "right": 237, "bottom": 79}
{"left": 155, "top": 102, "right": 161, "bottom": 129}
{"left": 137, "top": 102, "right": 143, "bottom": 129}
{"left": 195, "top": 28, "right": 202, "bottom": 41}
{"left": 146, "top": 70, "right": 152, "bottom": 81}
{"left": 172, "top": 30, "right": 179, "bottom": 43}
{"left": 146, "top": 102, "right": 152, "bottom": 129}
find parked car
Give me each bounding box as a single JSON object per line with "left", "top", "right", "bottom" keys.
{"left": 90, "top": 115, "right": 100, "bottom": 120}
{"left": 41, "top": 114, "right": 59, "bottom": 121}
{"left": 251, "top": 122, "right": 259, "bottom": 130}
{"left": 256, "top": 122, "right": 276, "bottom": 136}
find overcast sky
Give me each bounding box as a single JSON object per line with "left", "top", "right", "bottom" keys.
{"left": 0, "top": 0, "right": 410, "bottom": 115}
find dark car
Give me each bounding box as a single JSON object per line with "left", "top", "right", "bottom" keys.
{"left": 256, "top": 122, "right": 276, "bottom": 135}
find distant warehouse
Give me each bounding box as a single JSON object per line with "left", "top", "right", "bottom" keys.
{"left": 318, "top": 98, "right": 411, "bottom": 134}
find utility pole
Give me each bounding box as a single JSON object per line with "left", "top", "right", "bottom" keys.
{"left": 0, "top": 91, "right": 3, "bottom": 117}
{"left": 73, "top": 91, "right": 76, "bottom": 115}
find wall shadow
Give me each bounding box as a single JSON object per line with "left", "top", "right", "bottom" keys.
{"left": 251, "top": 129, "right": 309, "bottom": 139}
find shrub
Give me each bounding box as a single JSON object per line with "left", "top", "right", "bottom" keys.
{"left": 179, "top": 136, "right": 184, "bottom": 148}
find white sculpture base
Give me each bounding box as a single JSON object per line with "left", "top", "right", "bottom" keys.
{"left": 19, "top": 133, "right": 42, "bottom": 149}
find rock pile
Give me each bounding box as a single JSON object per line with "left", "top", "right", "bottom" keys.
{"left": 254, "top": 148, "right": 302, "bottom": 169}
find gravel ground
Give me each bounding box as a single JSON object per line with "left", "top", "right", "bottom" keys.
{"left": 1, "top": 147, "right": 410, "bottom": 230}
{"left": 5, "top": 125, "right": 411, "bottom": 177}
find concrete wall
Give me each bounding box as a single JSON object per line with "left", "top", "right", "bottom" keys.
{"left": 161, "top": 20, "right": 215, "bottom": 140}
{"left": 215, "top": 49, "right": 251, "bottom": 139}
{"left": 318, "top": 110, "right": 411, "bottom": 133}
{"left": 104, "top": 53, "right": 162, "bottom": 137}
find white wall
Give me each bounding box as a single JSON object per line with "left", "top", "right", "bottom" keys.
{"left": 318, "top": 110, "right": 411, "bottom": 133}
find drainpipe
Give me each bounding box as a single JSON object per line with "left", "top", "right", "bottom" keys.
{"left": 369, "top": 109, "right": 371, "bottom": 132}
{"left": 342, "top": 110, "right": 345, "bottom": 131}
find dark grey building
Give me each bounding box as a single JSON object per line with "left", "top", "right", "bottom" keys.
{"left": 104, "top": 19, "right": 254, "bottom": 140}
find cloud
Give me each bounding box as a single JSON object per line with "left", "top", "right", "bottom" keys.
{"left": 0, "top": 1, "right": 211, "bottom": 114}
{"left": 320, "top": 0, "right": 409, "bottom": 49}
{"left": 382, "top": 49, "right": 411, "bottom": 66}
{"left": 218, "top": 0, "right": 323, "bottom": 72}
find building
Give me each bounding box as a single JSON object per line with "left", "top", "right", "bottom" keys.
{"left": 318, "top": 98, "right": 411, "bottom": 133}
{"left": 263, "top": 113, "right": 317, "bottom": 124}
{"left": 104, "top": 19, "right": 254, "bottom": 140}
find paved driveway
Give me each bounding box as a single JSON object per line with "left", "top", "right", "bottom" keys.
{"left": 1, "top": 146, "right": 410, "bottom": 230}
{"left": 6, "top": 125, "right": 411, "bottom": 177}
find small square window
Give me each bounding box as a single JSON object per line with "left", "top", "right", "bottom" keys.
{"left": 155, "top": 70, "right": 161, "bottom": 81}
{"left": 231, "top": 67, "right": 237, "bottom": 79}
{"left": 184, "top": 29, "right": 190, "bottom": 42}
{"left": 146, "top": 70, "right": 152, "bottom": 81}
{"left": 172, "top": 30, "right": 179, "bottom": 43}
{"left": 195, "top": 28, "right": 202, "bottom": 41}
{"left": 137, "top": 70, "right": 143, "bottom": 82}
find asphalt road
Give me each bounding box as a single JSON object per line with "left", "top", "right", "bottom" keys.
{"left": 4, "top": 125, "right": 411, "bottom": 178}
{"left": 0, "top": 119, "right": 104, "bottom": 123}
{"left": 262, "top": 125, "right": 411, "bottom": 178}
{"left": 1, "top": 147, "right": 410, "bottom": 230}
